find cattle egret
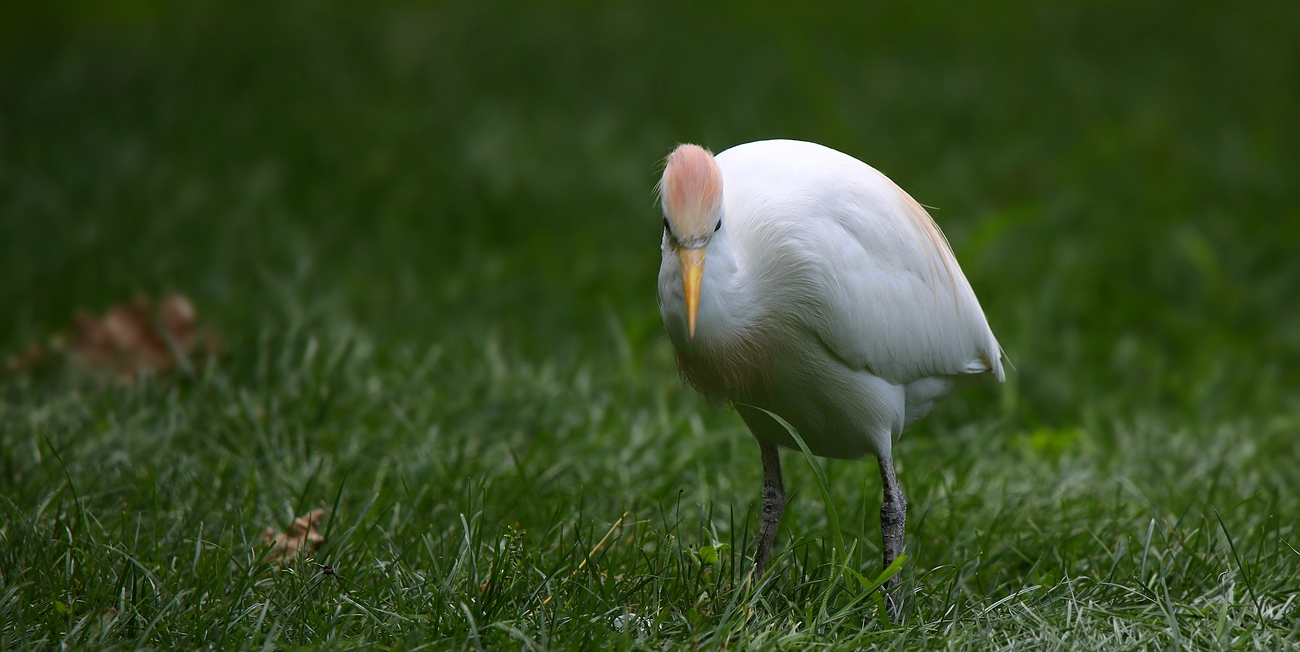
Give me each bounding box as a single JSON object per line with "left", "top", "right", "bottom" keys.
{"left": 657, "top": 139, "right": 1003, "bottom": 616}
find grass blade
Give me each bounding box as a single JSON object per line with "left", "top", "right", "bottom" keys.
{"left": 738, "top": 404, "right": 844, "bottom": 555}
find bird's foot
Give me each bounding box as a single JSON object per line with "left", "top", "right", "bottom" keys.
{"left": 878, "top": 456, "right": 907, "bottom": 623}
{"left": 752, "top": 440, "right": 785, "bottom": 580}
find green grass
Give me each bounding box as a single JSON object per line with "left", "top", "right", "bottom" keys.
{"left": 3, "top": 1, "right": 1300, "bottom": 648}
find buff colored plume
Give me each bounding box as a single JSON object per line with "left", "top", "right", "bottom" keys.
{"left": 660, "top": 144, "right": 723, "bottom": 242}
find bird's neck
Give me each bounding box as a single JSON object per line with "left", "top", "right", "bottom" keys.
{"left": 669, "top": 226, "right": 775, "bottom": 401}
{"left": 693, "top": 227, "right": 755, "bottom": 341}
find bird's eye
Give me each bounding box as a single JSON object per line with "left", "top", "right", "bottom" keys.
{"left": 715, "top": 220, "right": 722, "bottom": 232}
{"left": 663, "top": 218, "right": 672, "bottom": 234}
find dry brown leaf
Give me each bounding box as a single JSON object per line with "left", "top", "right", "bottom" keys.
{"left": 261, "top": 509, "right": 326, "bottom": 567}
{"left": 6, "top": 292, "right": 222, "bottom": 381}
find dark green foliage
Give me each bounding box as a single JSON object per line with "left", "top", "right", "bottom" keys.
{"left": 2, "top": 1, "right": 1298, "bottom": 648}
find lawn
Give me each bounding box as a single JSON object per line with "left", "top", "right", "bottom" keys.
{"left": 2, "top": 1, "right": 1299, "bottom": 649}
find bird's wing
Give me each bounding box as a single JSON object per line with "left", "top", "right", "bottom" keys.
{"left": 721, "top": 140, "right": 1003, "bottom": 386}
{"left": 810, "top": 177, "right": 1004, "bottom": 385}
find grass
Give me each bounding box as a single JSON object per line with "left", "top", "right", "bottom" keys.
{"left": 2, "top": 0, "right": 1300, "bottom": 648}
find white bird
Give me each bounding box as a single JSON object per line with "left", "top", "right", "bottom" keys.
{"left": 657, "top": 139, "right": 1003, "bottom": 616}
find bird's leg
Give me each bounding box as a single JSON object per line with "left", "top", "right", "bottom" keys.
{"left": 878, "top": 455, "right": 907, "bottom": 621}
{"left": 752, "top": 440, "right": 785, "bottom": 578}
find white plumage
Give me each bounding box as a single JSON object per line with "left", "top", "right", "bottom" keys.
{"left": 656, "top": 139, "right": 1003, "bottom": 616}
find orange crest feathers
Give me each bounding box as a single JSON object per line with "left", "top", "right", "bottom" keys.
{"left": 661, "top": 144, "right": 723, "bottom": 240}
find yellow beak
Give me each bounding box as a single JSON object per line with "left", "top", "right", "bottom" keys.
{"left": 679, "top": 246, "right": 706, "bottom": 341}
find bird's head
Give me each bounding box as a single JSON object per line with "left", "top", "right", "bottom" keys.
{"left": 659, "top": 143, "right": 723, "bottom": 341}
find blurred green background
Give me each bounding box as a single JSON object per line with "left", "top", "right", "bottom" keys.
{"left": 4, "top": 0, "right": 1298, "bottom": 427}
{"left": 3, "top": 1, "right": 1300, "bottom": 647}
